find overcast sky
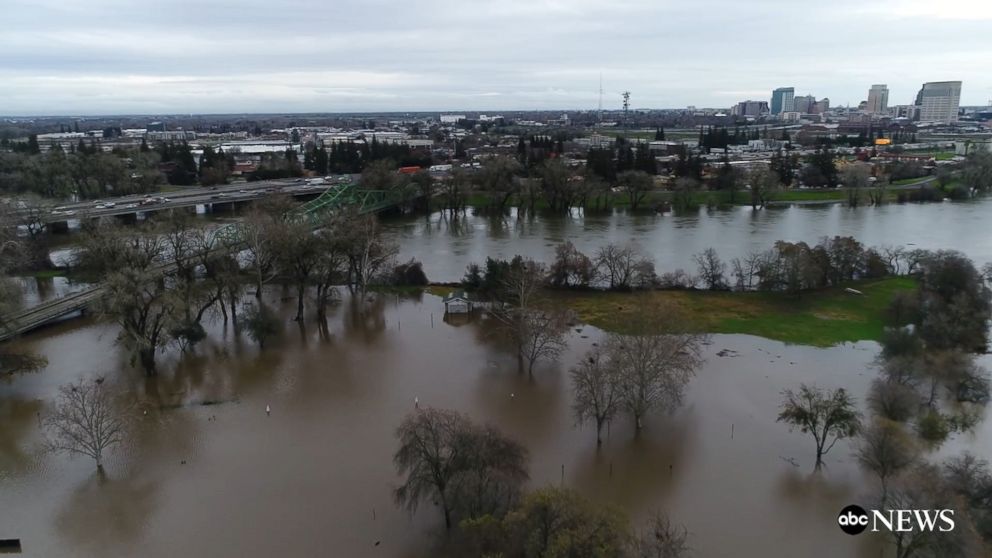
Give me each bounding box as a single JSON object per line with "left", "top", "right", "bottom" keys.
{"left": 3, "top": 0, "right": 991, "bottom": 115}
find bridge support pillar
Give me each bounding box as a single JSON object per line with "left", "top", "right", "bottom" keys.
{"left": 115, "top": 212, "right": 138, "bottom": 225}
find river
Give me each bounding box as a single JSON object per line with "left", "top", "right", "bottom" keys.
{"left": 2, "top": 199, "right": 992, "bottom": 557}
{"left": 384, "top": 198, "right": 992, "bottom": 282}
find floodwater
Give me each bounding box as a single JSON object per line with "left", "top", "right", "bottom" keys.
{"left": 384, "top": 197, "right": 992, "bottom": 282}
{"left": 4, "top": 198, "right": 992, "bottom": 556}
{"left": 3, "top": 288, "right": 991, "bottom": 557}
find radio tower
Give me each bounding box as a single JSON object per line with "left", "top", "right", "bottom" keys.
{"left": 622, "top": 91, "right": 631, "bottom": 135}
{"left": 597, "top": 73, "right": 604, "bottom": 122}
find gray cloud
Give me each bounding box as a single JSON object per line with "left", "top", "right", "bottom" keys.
{"left": 2, "top": 0, "right": 990, "bottom": 114}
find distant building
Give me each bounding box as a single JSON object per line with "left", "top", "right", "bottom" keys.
{"left": 814, "top": 98, "right": 830, "bottom": 114}
{"left": 893, "top": 105, "right": 920, "bottom": 120}
{"left": 866, "top": 84, "right": 889, "bottom": 114}
{"left": 793, "top": 95, "right": 816, "bottom": 114}
{"left": 146, "top": 121, "right": 166, "bottom": 132}
{"left": 439, "top": 114, "right": 466, "bottom": 124}
{"left": 146, "top": 130, "right": 195, "bottom": 141}
{"left": 771, "top": 87, "right": 795, "bottom": 115}
{"left": 915, "top": 81, "right": 962, "bottom": 122}
{"left": 731, "top": 100, "right": 769, "bottom": 117}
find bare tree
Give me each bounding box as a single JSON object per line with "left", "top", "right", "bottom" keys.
{"left": 633, "top": 511, "right": 691, "bottom": 558}
{"left": 730, "top": 252, "right": 763, "bottom": 291}
{"left": 856, "top": 419, "right": 918, "bottom": 505}
{"left": 570, "top": 347, "right": 623, "bottom": 446}
{"left": 502, "top": 258, "right": 546, "bottom": 309}
{"left": 777, "top": 384, "right": 861, "bottom": 471}
{"left": 43, "top": 380, "right": 131, "bottom": 470}
{"left": 610, "top": 316, "right": 705, "bottom": 432}
{"left": 240, "top": 198, "right": 292, "bottom": 297}
{"left": 336, "top": 211, "right": 398, "bottom": 291}
{"left": 508, "top": 308, "right": 568, "bottom": 377}
{"left": 694, "top": 248, "right": 728, "bottom": 290}
{"left": 596, "top": 243, "right": 655, "bottom": 290}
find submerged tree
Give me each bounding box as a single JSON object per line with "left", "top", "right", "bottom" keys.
{"left": 777, "top": 384, "right": 860, "bottom": 471}
{"left": 507, "top": 308, "right": 568, "bottom": 377}
{"left": 43, "top": 380, "right": 131, "bottom": 470}
{"left": 856, "top": 419, "right": 918, "bottom": 505}
{"left": 571, "top": 346, "right": 623, "bottom": 446}
{"left": 633, "top": 511, "right": 691, "bottom": 558}
{"left": 393, "top": 407, "right": 528, "bottom": 530}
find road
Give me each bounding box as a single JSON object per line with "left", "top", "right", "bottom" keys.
{"left": 31, "top": 175, "right": 359, "bottom": 224}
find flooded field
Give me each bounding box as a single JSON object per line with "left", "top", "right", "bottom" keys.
{"left": 3, "top": 289, "right": 990, "bottom": 557}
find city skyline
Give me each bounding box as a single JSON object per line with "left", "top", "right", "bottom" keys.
{"left": 3, "top": 0, "right": 992, "bottom": 115}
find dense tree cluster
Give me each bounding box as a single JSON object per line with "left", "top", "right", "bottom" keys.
{"left": 0, "top": 146, "right": 163, "bottom": 199}
{"left": 302, "top": 137, "right": 432, "bottom": 175}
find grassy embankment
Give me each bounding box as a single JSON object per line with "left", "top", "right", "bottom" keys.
{"left": 431, "top": 276, "right": 917, "bottom": 347}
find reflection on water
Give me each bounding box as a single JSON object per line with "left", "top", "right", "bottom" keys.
{"left": 384, "top": 198, "right": 992, "bottom": 281}
{"left": 5, "top": 289, "right": 988, "bottom": 557}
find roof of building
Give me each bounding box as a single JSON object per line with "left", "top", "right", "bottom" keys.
{"left": 442, "top": 291, "right": 471, "bottom": 303}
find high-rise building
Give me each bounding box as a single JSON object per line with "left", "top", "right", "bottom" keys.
{"left": 771, "top": 87, "right": 795, "bottom": 115}
{"left": 914, "top": 81, "right": 962, "bottom": 122}
{"left": 866, "top": 84, "right": 889, "bottom": 113}
{"left": 814, "top": 98, "right": 830, "bottom": 114}
{"left": 731, "top": 100, "right": 769, "bottom": 117}
{"left": 793, "top": 95, "right": 816, "bottom": 114}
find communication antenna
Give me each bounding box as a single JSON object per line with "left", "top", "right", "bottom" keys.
{"left": 622, "top": 91, "right": 631, "bottom": 134}
{"left": 598, "top": 73, "right": 604, "bottom": 122}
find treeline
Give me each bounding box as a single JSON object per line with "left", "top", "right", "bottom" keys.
{"left": 301, "top": 136, "right": 432, "bottom": 175}
{"left": 0, "top": 145, "right": 163, "bottom": 199}
{"left": 461, "top": 235, "right": 920, "bottom": 296}
{"left": 585, "top": 137, "right": 657, "bottom": 181}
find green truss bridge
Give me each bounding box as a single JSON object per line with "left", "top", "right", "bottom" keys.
{"left": 209, "top": 179, "right": 422, "bottom": 247}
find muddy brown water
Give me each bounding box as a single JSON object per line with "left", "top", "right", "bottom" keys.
{"left": 3, "top": 289, "right": 990, "bottom": 557}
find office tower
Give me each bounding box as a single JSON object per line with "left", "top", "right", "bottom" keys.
{"left": 771, "top": 87, "right": 795, "bottom": 115}
{"left": 731, "top": 100, "right": 769, "bottom": 117}
{"left": 866, "top": 84, "right": 889, "bottom": 113}
{"left": 914, "top": 81, "right": 962, "bottom": 122}
{"left": 793, "top": 95, "right": 816, "bottom": 114}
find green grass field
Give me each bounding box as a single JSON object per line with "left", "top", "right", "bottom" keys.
{"left": 541, "top": 276, "right": 916, "bottom": 346}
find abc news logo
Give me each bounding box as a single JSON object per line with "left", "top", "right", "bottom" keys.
{"left": 838, "top": 504, "right": 955, "bottom": 535}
